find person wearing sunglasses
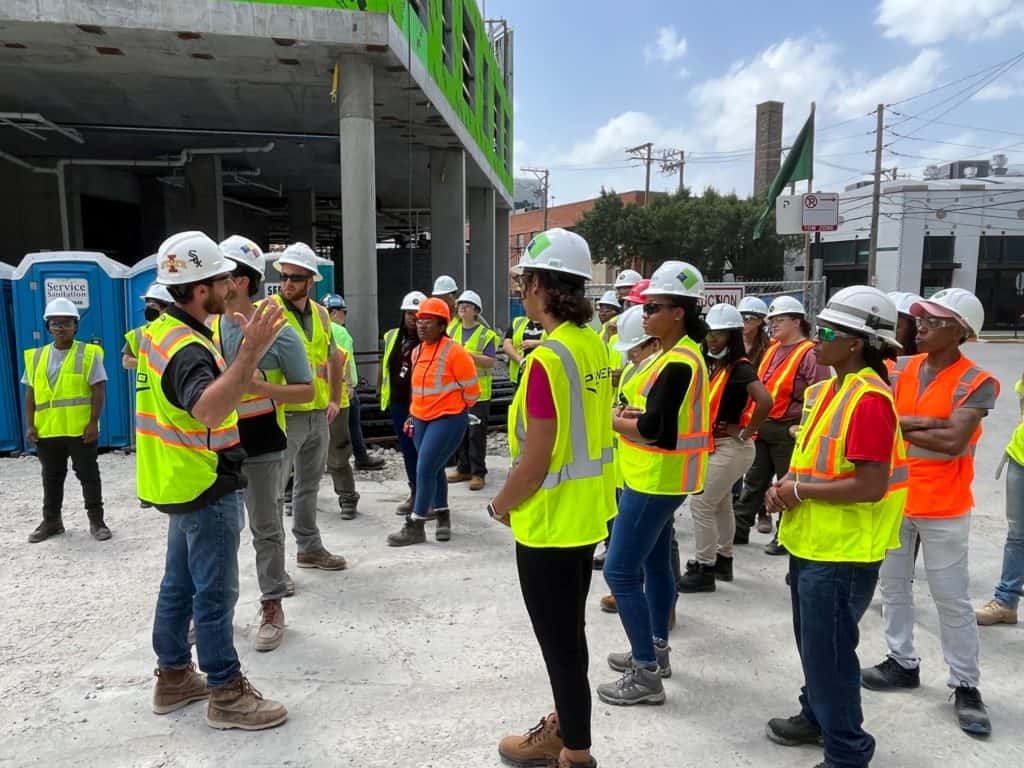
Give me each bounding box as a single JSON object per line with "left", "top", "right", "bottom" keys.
{"left": 598, "top": 260, "right": 710, "bottom": 707}
{"left": 761, "top": 286, "right": 906, "bottom": 768}
{"left": 737, "top": 295, "right": 771, "bottom": 366}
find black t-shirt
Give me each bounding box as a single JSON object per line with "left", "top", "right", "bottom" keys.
{"left": 637, "top": 362, "right": 693, "bottom": 450}
{"left": 386, "top": 329, "right": 419, "bottom": 407}
{"left": 504, "top": 320, "right": 545, "bottom": 359}
{"left": 713, "top": 360, "right": 757, "bottom": 425}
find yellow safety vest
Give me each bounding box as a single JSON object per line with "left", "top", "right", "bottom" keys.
{"left": 269, "top": 294, "right": 331, "bottom": 412}
{"left": 508, "top": 317, "right": 538, "bottom": 384}
{"left": 135, "top": 313, "right": 240, "bottom": 506}
{"left": 24, "top": 341, "right": 101, "bottom": 438}
{"left": 452, "top": 323, "right": 499, "bottom": 402}
{"left": 209, "top": 315, "right": 288, "bottom": 437}
{"left": 1004, "top": 379, "right": 1024, "bottom": 468}
{"left": 614, "top": 353, "right": 658, "bottom": 491}
{"left": 124, "top": 326, "right": 144, "bottom": 358}
{"left": 380, "top": 328, "right": 400, "bottom": 411}
{"left": 508, "top": 322, "right": 617, "bottom": 547}
{"left": 779, "top": 368, "right": 908, "bottom": 563}
{"left": 618, "top": 336, "right": 711, "bottom": 495}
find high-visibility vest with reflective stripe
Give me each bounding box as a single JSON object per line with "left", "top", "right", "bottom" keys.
{"left": 268, "top": 294, "right": 331, "bottom": 412}
{"left": 779, "top": 368, "right": 908, "bottom": 562}
{"left": 209, "top": 315, "right": 288, "bottom": 437}
{"left": 409, "top": 336, "right": 481, "bottom": 420}
{"left": 617, "top": 336, "right": 711, "bottom": 495}
{"left": 744, "top": 339, "right": 815, "bottom": 422}
{"left": 452, "top": 323, "right": 500, "bottom": 402}
{"left": 1006, "top": 380, "right": 1024, "bottom": 468}
{"left": 708, "top": 358, "right": 751, "bottom": 452}
{"left": 125, "top": 326, "right": 144, "bottom": 358}
{"left": 614, "top": 353, "right": 658, "bottom": 491}
{"left": 507, "top": 317, "right": 545, "bottom": 384}
{"left": 892, "top": 353, "right": 999, "bottom": 518}
{"left": 508, "top": 322, "right": 617, "bottom": 547}
{"left": 135, "top": 313, "right": 240, "bottom": 506}
{"left": 380, "top": 328, "right": 400, "bottom": 411}
{"left": 24, "top": 341, "right": 100, "bottom": 438}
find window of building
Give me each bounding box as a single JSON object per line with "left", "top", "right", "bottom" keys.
{"left": 821, "top": 240, "right": 867, "bottom": 266}
{"left": 979, "top": 235, "right": 1024, "bottom": 266}
{"left": 461, "top": 5, "right": 476, "bottom": 112}
{"left": 441, "top": 0, "right": 454, "bottom": 72}
{"left": 504, "top": 112, "right": 512, "bottom": 170}
{"left": 492, "top": 87, "right": 502, "bottom": 156}
{"left": 922, "top": 235, "right": 955, "bottom": 265}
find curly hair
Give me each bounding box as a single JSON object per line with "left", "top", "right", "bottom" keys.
{"left": 526, "top": 269, "right": 593, "bottom": 326}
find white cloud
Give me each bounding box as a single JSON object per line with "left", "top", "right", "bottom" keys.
{"left": 876, "top": 0, "right": 1024, "bottom": 45}
{"left": 972, "top": 70, "right": 1024, "bottom": 101}
{"left": 645, "top": 26, "right": 688, "bottom": 64}
{"left": 676, "top": 67, "right": 692, "bottom": 81}
{"left": 835, "top": 49, "right": 943, "bottom": 116}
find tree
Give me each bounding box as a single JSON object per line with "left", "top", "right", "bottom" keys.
{"left": 574, "top": 189, "right": 652, "bottom": 270}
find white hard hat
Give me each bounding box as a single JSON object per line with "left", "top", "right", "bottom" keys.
{"left": 598, "top": 290, "right": 621, "bottom": 309}
{"left": 511, "top": 228, "right": 593, "bottom": 281}
{"left": 612, "top": 305, "right": 653, "bottom": 352}
{"left": 817, "top": 286, "right": 901, "bottom": 349}
{"left": 765, "top": 295, "right": 806, "bottom": 318}
{"left": 642, "top": 260, "right": 704, "bottom": 299}
{"left": 157, "top": 231, "right": 236, "bottom": 286}
{"left": 219, "top": 235, "right": 265, "bottom": 277}
{"left": 705, "top": 303, "right": 745, "bottom": 331}
{"left": 613, "top": 269, "right": 643, "bottom": 289}
{"left": 911, "top": 288, "right": 984, "bottom": 339}
{"left": 142, "top": 282, "right": 174, "bottom": 304}
{"left": 273, "top": 242, "right": 322, "bottom": 282}
{"left": 737, "top": 295, "right": 770, "bottom": 317}
{"left": 43, "top": 297, "right": 80, "bottom": 320}
{"left": 887, "top": 291, "right": 923, "bottom": 317}
{"left": 401, "top": 290, "right": 427, "bottom": 312}
{"left": 432, "top": 275, "right": 459, "bottom": 295}
{"left": 457, "top": 289, "right": 483, "bottom": 310}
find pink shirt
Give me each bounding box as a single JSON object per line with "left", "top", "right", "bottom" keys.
{"left": 526, "top": 363, "right": 557, "bottom": 419}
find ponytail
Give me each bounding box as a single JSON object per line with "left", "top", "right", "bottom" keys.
{"left": 862, "top": 341, "right": 896, "bottom": 385}
{"left": 679, "top": 297, "right": 708, "bottom": 344}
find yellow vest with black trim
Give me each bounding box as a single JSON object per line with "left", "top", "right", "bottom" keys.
{"left": 451, "top": 322, "right": 499, "bottom": 402}
{"left": 614, "top": 353, "right": 658, "bottom": 491}
{"left": 268, "top": 294, "right": 331, "bottom": 412}
{"left": 209, "top": 315, "right": 288, "bottom": 437}
{"left": 135, "top": 313, "right": 240, "bottom": 506}
{"left": 1006, "top": 380, "right": 1024, "bottom": 468}
{"left": 24, "top": 341, "right": 101, "bottom": 438}
{"left": 618, "top": 336, "right": 711, "bottom": 495}
{"left": 779, "top": 368, "right": 908, "bottom": 563}
{"left": 508, "top": 322, "right": 617, "bottom": 548}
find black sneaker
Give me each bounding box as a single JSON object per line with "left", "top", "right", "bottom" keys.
{"left": 714, "top": 553, "right": 733, "bottom": 581}
{"left": 677, "top": 560, "right": 716, "bottom": 593}
{"left": 952, "top": 684, "right": 991, "bottom": 735}
{"left": 763, "top": 536, "right": 788, "bottom": 556}
{"left": 860, "top": 657, "right": 920, "bottom": 691}
{"left": 355, "top": 455, "right": 386, "bottom": 471}
{"left": 765, "top": 713, "right": 824, "bottom": 746}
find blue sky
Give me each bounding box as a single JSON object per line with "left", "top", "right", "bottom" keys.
{"left": 484, "top": 0, "right": 1024, "bottom": 204}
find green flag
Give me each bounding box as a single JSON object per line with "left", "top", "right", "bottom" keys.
{"left": 753, "top": 109, "right": 815, "bottom": 239}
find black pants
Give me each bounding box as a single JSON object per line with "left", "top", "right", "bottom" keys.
{"left": 455, "top": 400, "right": 491, "bottom": 476}
{"left": 516, "top": 541, "right": 595, "bottom": 751}
{"left": 733, "top": 419, "right": 796, "bottom": 534}
{"left": 36, "top": 436, "right": 104, "bottom": 522}
{"left": 347, "top": 391, "right": 370, "bottom": 463}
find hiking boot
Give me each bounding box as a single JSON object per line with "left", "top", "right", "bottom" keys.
{"left": 976, "top": 599, "right": 1018, "bottom": 626}
{"left": 551, "top": 757, "right": 597, "bottom": 768}
{"left": 756, "top": 512, "right": 773, "bottom": 534}
{"left": 765, "top": 712, "right": 824, "bottom": 746}
{"left": 469, "top": 475, "right": 485, "bottom": 491}
{"left": 89, "top": 521, "right": 112, "bottom": 541}
{"left": 714, "top": 553, "right": 734, "bottom": 582}
{"left": 607, "top": 643, "right": 671, "bottom": 678}
{"left": 678, "top": 560, "right": 716, "bottom": 593}
{"left": 28, "top": 518, "right": 64, "bottom": 543}
{"left": 387, "top": 517, "right": 426, "bottom": 547}
{"left": 596, "top": 666, "right": 665, "bottom": 706}
{"left": 355, "top": 455, "right": 386, "bottom": 471}
{"left": 339, "top": 494, "right": 359, "bottom": 520}
{"left": 447, "top": 470, "right": 471, "bottom": 483}
{"left": 296, "top": 548, "right": 347, "bottom": 570}
{"left": 152, "top": 663, "right": 209, "bottom": 714}
{"left": 396, "top": 489, "right": 414, "bottom": 515}
{"left": 284, "top": 572, "right": 295, "bottom": 597}
{"left": 733, "top": 527, "right": 749, "bottom": 545}
{"left": 435, "top": 508, "right": 451, "bottom": 542}
{"left": 764, "top": 536, "right": 788, "bottom": 556}
{"left": 497, "top": 712, "right": 563, "bottom": 767}
{"left": 206, "top": 675, "right": 287, "bottom": 731}
{"left": 952, "top": 684, "right": 991, "bottom": 735}
{"left": 861, "top": 657, "right": 920, "bottom": 691}
{"left": 600, "top": 594, "right": 617, "bottom": 613}
{"left": 255, "top": 599, "right": 284, "bottom": 652}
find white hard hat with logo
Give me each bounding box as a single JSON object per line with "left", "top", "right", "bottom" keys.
{"left": 911, "top": 288, "right": 984, "bottom": 339}
{"left": 614, "top": 269, "right": 643, "bottom": 289}
{"left": 274, "top": 242, "right": 322, "bottom": 282}
{"left": 401, "top": 291, "right": 427, "bottom": 312}
{"left": 43, "top": 297, "right": 80, "bottom": 320}
{"left": 219, "top": 235, "right": 265, "bottom": 277}
{"left": 737, "top": 295, "right": 770, "bottom": 317}
{"left": 765, "top": 295, "right": 806, "bottom": 318}
{"left": 705, "top": 303, "right": 745, "bottom": 331}
{"left": 642, "top": 260, "right": 704, "bottom": 299}
{"left": 818, "top": 285, "right": 901, "bottom": 349}
{"left": 142, "top": 282, "right": 174, "bottom": 304}
{"left": 613, "top": 305, "right": 653, "bottom": 352}
{"left": 598, "top": 290, "right": 621, "bottom": 309}
{"left": 511, "top": 228, "right": 593, "bottom": 281}
{"left": 886, "top": 291, "right": 923, "bottom": 317}
{"left": 432, "top": 275, "right": 459, "bottom": 295}
{"left": 457, "top": 290, "right": 483, "bottom": 310}
{"left": 157, "top": 231, "right": 236, "bottom": 286}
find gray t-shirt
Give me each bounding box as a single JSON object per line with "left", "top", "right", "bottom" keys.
{"left": 917, "top": 361, "right": 997, "bottom": 413}
{"left": 22, "top": 343, "right": 108, "bottom": 389}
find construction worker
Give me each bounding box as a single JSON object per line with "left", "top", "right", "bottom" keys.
{"left": 491, "top": 228, "right": 616, "bottom": 768}
{"left": 597, "top": 290, "right": 621, "bottom": 337}
{"left": 861, "top": 288, "right": 999, "bottom": 736}
{"left": 379, "top": 291, "right": 426, "bottom": 514}
{"left": 613, "top": 268, "right": 643, "bottom": 302}
{"left": 22, "top": 297, "right": 109, "bottom": 543}
{"left": 599, "top": 260, "right": 710, "bottom": 707}
{"left": 737, "top": 295, "right": 771, "bottom": 366}
{"left": 122, "top": 282, "right": 173, "bottom": 370}
{"left": 214, "top": 235, "right": 313, "bottom": 651}
{"left": 733, "top": 295, "right": 829, "bottom": 551}
{"left": 267, "top": 243, "right": 347, "bottom": 571}
{"left": 887, "top": 291, "right": 922, "bottom": 356}
{"left": 386, "top": 297, "right": 479, "bottom": 547}
{"left": 622, "top": 279, "right": 650, "bottom": 309}
{"left": 503, "top": 314, "right": 545, "bottom": 388}
{"left": 678, "top": 303, "right": 772, "bottom": 593}
{"left": 763, "top": 286, "right": 906, "bottom": 768}
{"left": 447, "top": 289, "right": 500, "bottom": 491}
{"left": 431, "top": 274, "right": 460, "bottom": 332}
{"left": 142, "top": 230, "right": 286, "bottom": 730}
{"left": 320, "top": 293, "right": 362, "bottom": 520}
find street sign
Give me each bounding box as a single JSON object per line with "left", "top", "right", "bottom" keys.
{"left": 701, "top": 283, "right": 746, "bottom": 310}
{"left": 802, "top": 192, "right": 839, "bottom": 232}
{"left": 776, "top": 194, "right": 804, "bottom": 235}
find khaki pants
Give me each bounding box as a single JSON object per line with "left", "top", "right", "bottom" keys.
{"left": 690, "top": 436, "right": 755, "bottom": 564}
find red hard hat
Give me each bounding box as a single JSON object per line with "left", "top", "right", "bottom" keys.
{"left": 624, "top": 279, "right": 651, "bottom": 307}
{"left": 416, "top": 296, "right": 452, "bottom": 323}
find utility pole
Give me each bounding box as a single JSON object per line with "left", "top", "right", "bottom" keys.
{"left": 659, "top": 149, "right": 686, "bottom": 193}
{"left": 804, "top": 102, "right": 816, "bottom": 279}
{"left": 521, "top": 166, "right": 550, "bottom": 229}
{"left": 626, "top": 142, "right": 655, "bottom": 205}
{"left": 868, "top": 103, "right": 885, "bottom": 286}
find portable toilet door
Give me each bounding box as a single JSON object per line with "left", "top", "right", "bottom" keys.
{"left": 12, "top": 252, "right": 131, "bottom": 450}
{"left": 0, "top": 263, "right": 21, "bottom": 453}
{"left": 123, "top": 254, "right": 158, "bottom": 449}
{"left": 315, "top": 255, "right": 335, "bottom": 301}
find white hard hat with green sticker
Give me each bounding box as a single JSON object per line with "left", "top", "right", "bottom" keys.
{"left": 642, "top": 260, "right": 704, "bottom": 299}
{"left": 512, "top": 228, "right": 593, "bottom": 280}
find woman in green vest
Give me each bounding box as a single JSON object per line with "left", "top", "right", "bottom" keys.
{"left": 502, "top": 315, "right": 545, "bottom": 387}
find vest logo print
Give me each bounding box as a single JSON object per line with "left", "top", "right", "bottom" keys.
{"left": 584, "top": 366, "right": 615, "bottom": 394}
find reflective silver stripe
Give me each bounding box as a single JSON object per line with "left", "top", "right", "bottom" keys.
{"left": 906, "top": 444, "right": 969, "bottom": 460}
{"left": 137, "top": 413, "right": 238, "bottom": 451}
{"left": 676, "top": 435, "right": 710, "bottom": 450}
{"left": 890, "top": 465, "right": 910, "bottom": 484}
{"left": 35, "top": 397, "right": 92, "bottom": 411}
{"left": 73, "top": 342, "right": 85, "bottom": 375}
{"left": 412, "top": 340, "right": 461, "bottom": 396}
{"left": 893, "top": 356, "right": 912, "bottom": 373}
{"left": 952, "top": 366, "right": 984, "bottom": 405}
{"left": 813, "top": 381, "right": 863, "bottom": 475}
{"left": 237, "top": 398, "right": 275, "bottom": 418}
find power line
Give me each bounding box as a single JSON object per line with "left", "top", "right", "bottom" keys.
{"left": 887, "top": 112, "right": 1024, "bottom": 139}
{"left": 886, "top": 50, "right": 1024, "bottom": 107}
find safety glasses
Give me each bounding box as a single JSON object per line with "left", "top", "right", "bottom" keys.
{"left": 914, "top": 316, "right": 955, "bottom": 330}
{"left": 814, "top": 326, "right": 854, "bottom": 343}
{"left": 642, "top": 302, "right": 674, "bottom": 316}
{"left": 279, "top": 273, "right": 310, "bottom": 283}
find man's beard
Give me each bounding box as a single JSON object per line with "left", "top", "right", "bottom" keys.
{"left": 203, "top": 291, "right": 227, "bottom": 315}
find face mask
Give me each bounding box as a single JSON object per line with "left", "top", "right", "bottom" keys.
{"left": 707, "top": 347, "right": 729, "bottom": 360}
{"left": 144, "top": 305, "right": 162, "bottom": 322}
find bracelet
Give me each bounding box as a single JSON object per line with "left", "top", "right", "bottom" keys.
{"left": 792, "top": 481, "right": 803, "bottom": 503}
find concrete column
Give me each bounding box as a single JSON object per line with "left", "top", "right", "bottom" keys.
{"left": 429, "top": 148, "right": 466, "bottom": 287}
{"left": 338, "top": 53, "right": 379, "bottom": 366}
{"left": 952, "top": 230, "right": 980, "bottom": 292}
{"left": 288, "top": 189, "right": 317, "bottom": 246}
{"left": 494, "top": 206, "right": 511, "bottom": 330}
{"left": 184, "top": 155, "right": 224, "bottom": 241}
{"left": 468, "top": 187, "right": 496, "bottom": 319}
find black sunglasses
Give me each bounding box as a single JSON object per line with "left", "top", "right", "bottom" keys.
{"left": 642, "top": 302, "right": 675, "bottom": 316}
{"left": 280, "top": 273, "right": 311, "bottom": 283}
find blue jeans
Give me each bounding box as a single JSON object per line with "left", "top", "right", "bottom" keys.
{"left": 994, "top": 458, "right": 1024, "bottom": 609}
{"left": 390, "top": 401, "right": 418, "bottom": 489}
{"left": 603, "top": 487, "right": 683, "bottom": 667}
{"left": 152, "top": 491, "right": 244, "bottom": 689}
{"left": 790, "top": 556, "right": 879, "bottom": 768}
{"left": 411, "top": 413, "right": 468, "bottom": 518}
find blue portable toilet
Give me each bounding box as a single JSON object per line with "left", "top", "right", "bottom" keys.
{"left": 12, "top": 252, "right": 131, "bottom": 450}
{"left": 125, "top": 254, "right": 158, "bottom": 334}
{"left": 0, "top": 263, "right": 22, "bottom": 453}
{"left": 264, "top": 253, "right": 336, "bottom": 302}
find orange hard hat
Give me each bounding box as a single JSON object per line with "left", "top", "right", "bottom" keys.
{"left": 416, "top": 296, "right": 451, "bottom": 323}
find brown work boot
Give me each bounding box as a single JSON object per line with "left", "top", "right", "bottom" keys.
{"left": 206, "top": 675, "right": 287, "bottom": 731}
{"left": 552, "top": 756, "right": 597, "bottom": 768}
{"left": 498, "top": 712, "right": 563, "bottom": 767}
{"left": 447, "top": 470, "right": 471, "bottom": 483}
{"left": 296, "top": 548, "right": 347, "bottom": 571}
{"left": 600, "top": 594, "right": 617, "bottom": 613}
{"left": 255, "top": 599, "right": 284, "bottom": 652}
{"left": 469, "top": 475, "right": 485, "bottom": 491}
{"left": 284, "top": 572, "right": 296, "bottom": 597}
{"left": 28, "top": 518, "right": 64, "bottom": 544}
{"left": 976, "top": 599, "right": 1018, "bottom": 626}
{"left": 152, "top": 663, "right": 209, "bottom": 714}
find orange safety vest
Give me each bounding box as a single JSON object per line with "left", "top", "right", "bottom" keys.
{"left": 708, "top": 358, "right": 751, "bottom": 452}
{"left": 409, "top": 336, "right": 481, "bottom": 421}
{"left": 891, "top": 353, "right": 999, "bottom": 518}
{"left": 743, "top": 339, "right": 815, "bottom": 423}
